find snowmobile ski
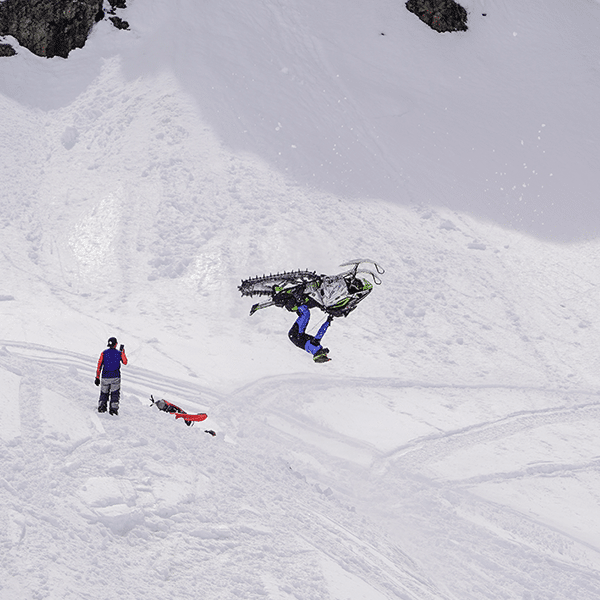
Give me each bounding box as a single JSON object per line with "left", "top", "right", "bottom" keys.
{"left": 249, "top": 299, "right": 276, "bottom": 315}
{"left": 175, "top": 412, "right": 208, "bottom": 422}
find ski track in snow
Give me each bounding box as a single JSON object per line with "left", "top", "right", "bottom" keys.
{"left": 0, "top": 344, "right": 451, "bottom": 600}
{"left": 4, "top": 342, "right": 600, "bottom": 598}
{"left": 381, "top": 396, "right": 600, "bottom": 475}
{"left": 226, "top": 373, "right": 600, "bottom": 598}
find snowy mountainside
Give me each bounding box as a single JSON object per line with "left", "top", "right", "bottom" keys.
{"left": 2, "top": 0, "right": 600, "bottom": 598}
{"left": 0, "top": 343, "right": 448, "bottom": 600}
{"left": 168, "top": 0, "right": 600, "bottom": 241}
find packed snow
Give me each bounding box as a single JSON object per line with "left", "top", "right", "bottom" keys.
{"left": 1, "top": 0, "right": 600, "bottom": 598}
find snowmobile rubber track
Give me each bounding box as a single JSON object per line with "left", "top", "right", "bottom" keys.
{"left": 238, "top": 270, "right": 318, "bottom": 297}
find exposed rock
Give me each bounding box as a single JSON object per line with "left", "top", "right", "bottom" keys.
{"left": 0, "top": 0, "right": 128, "bottom": 58}
{"left": 0, "top": 42, "right": 17, "bottom": 57}
{"left": 109, "top": 16, "right": 129, "bottom": 31}
{"left": 406, "top": 0, "right": 468, "bottom": 33}
{"left": 107, "top": 0, "right": 127, "bottom": 11}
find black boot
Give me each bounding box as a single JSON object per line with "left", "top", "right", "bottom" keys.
{"left": 313, "top": 348, "right": 331, "bottom": 363}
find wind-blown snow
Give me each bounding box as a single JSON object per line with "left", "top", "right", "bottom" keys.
{"left": 1, "top": 0, "right": 600, "bottom": 598}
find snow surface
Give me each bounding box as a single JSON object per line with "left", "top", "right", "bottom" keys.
{"left": 1, "top": 0, "right": 600, "bottom": 598}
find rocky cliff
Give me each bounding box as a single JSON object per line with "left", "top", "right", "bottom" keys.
{"left": 0, "top": 0, "right": 128, "bottom": 58}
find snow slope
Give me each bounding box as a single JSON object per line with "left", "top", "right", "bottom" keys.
{"left": 2, "top": 0, "right": 600, "bottom": 598}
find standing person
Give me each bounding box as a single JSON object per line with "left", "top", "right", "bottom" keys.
{"left": 287, "top": 305, "right": 333, "bottom": 363}
{"left": 95, "top": 337, "right": 127, "bottom": 415}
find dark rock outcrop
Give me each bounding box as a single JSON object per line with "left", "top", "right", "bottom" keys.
{"left": 109, "top": 16, "right": 129, "bottom": 31}
{"left": 107, "top": 0, "right": 127, "bottom": 9}
{"left": 0, "top": 43, "right": 17, "bottom": 57}
{"left": 406, "top": 0, "right": 468, "bottom": 33}
{"left": 0, "top": 0, "right": 128, "bottom": 58}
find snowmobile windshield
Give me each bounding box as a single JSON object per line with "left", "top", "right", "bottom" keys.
{"left": 316, "top": 277, "right": 348, "bottom": 308}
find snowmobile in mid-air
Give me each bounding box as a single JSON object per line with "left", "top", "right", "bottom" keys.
{"left": 238, "top": 259, "right": 384, "bottom": 318}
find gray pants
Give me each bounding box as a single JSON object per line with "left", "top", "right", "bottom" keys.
{"left": 99, "top": 377, "right": 121, "bottom": 411}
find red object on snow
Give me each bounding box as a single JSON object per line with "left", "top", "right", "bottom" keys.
{"left": 175, "top": 412, "right": 208, "bottom": 422}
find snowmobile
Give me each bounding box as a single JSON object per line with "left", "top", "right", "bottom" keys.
{"left": 238, "top": 259, "right": 384, "bottom": 318}
{"left": 150, "top": 395, "right": 215, "bottom": 435}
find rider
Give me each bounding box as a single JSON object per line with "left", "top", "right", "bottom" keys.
{"left": 272, "top": 287, "right": 333, "bottom": 362}
{"left": 95, "top": 337, "right": 128, "bottom": 415}
{"left": 287, "top": 302, "right": 333, "bottom": 363}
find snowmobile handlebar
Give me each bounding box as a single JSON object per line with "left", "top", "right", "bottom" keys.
{"left": 354, "top": 269, "right": 383, "bottom": 285}
{"left": 339, "top": 259, "right": 385, "bottom": 284}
